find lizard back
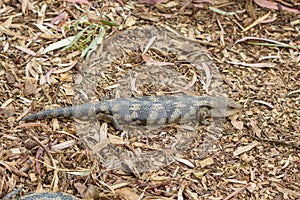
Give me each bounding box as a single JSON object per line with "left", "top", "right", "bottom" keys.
{"left": 22, "top": 95, "right": 241, "bottom": 128}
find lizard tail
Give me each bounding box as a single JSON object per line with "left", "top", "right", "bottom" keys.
{"left": 22, "top": 107, "right": 76, "bottom": 122}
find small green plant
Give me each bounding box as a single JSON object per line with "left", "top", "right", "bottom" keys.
{"left": 42, "top": 17, "right": 118, "bottom": 60}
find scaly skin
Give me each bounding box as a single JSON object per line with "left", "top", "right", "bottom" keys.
{"left": 22, "top": 95, "right": 241, "bottom": 130}
{"left": 19, "top": 192, "right": 79, "bottom": 200}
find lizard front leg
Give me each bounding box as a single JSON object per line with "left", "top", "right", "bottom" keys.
{"left": 197, "top": 107, "right": 210, "bottom": 125}
{"left": 96, "top": 113, "right": 123, "bottom": 131}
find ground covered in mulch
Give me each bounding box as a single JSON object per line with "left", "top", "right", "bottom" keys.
{"left": 0, "top": 0, "right": 299, "bottom": 199}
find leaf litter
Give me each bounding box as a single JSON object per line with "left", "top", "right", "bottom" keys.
{"left": 1, "top": 0, "right": 299, "bottom": 199}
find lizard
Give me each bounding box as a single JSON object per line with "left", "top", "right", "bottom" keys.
{"left": 21, "top": 95, "right": 241, "bottom": 130}
{"left": 19, "top": 192, "right": 79, "bottom": 200}
{"left": 17, "top": 96, "right": 240, "bottom": 199}
{"left": 3, "top": 191, "right": 79, "bottom": 200}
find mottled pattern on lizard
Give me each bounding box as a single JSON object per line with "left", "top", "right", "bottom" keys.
{"left": 22, "top": 95, "right": 241, "bottom": 130}
{"left": 19, "top": 192, "right": 79, "bottom": 200}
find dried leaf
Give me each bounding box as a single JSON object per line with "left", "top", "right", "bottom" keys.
{"left": 2, "top": 16, "right": 13, "bottom": 28}
{"left": 233, "top": 142, "right": 259, "bottom": 157}
{"left": 111, "top": 182, "right": 130, "bottom": 190}
{"left": 209, "top": 6, "right": 244, "bottom": 16}
{"left": 36, "top": 147, "right": 44, "bottom": 177}
{"left": 177, "top": 182, "right": 185, "bottom": 200}
{"left": 115, "top": 187, "right": 139, "bottom": 200}
{"left": 51, "top": 60, "right": 77, "bottom": 74}
{"left": 249, "top": 120, "right": 262, "bottom": 137}
{"left": 51, "top": 11, "right": 67, "bottom": 25}
{"left": 175, "top": 157, "right": 195, "bottom": 168}
{"left": 21, "top": 0, "right": 29, "bottom": 14}
{"left": 66, "top": 169, "right": 92, "bottom": 176}
{"left": 35, "top": 23, "right": 55, "bottom": 35}
{"left": 37, "top": 3, "right": 47, "bottom": 24}
{"left": 199, "top": 157, "right": 214, "bottom": 168}
{"left": 16, "top": 123, "right": 48, "bottom": 129}
{"left": 15, "top": 46, "right": 36, "bottom": 56}
{"left": 140, "top": 0, "right": 166, "bottom": 4}
{"left": 51, "top": 140, "right": 76, "bottom": 151}
{"left": 108, "top": 134, "right": 127, "bottom": 145}
{"left": 201, "top": 63, "right": 212, "bottom": 92}
{"left": 253, "top": 100, "right": 274, "bottom": 108}
{"left": 254, "top": 0, "right": 299, "bottom": 13}
{"left": 5, "top": 72, "right": 15, "bottom": 85}
{"left": 1, "top": 98, "right": 14, "bottom": 108}
{"left": 64, "top": 0, "right": 92, "bottom": 7}
{"left": 0, "top": 161, "right": 28, "bottom": 177}
{"left": 230, "top": 115, "right": 244, "bottom": 130}
{"left": 61, "top": 84, "right": 75, "bottom": 96}
{"left": 24, "top": 79, "right": 37, "bottom": 96}
{"left": 45, "top": 67, "right": 57, "bottom": 84}
{"left": 0, "top": 24, "right": 28, "bottom": 39}
{"left": 124, "top": 16, "right": 137, "bottom": 27}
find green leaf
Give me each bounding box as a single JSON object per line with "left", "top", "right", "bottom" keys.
{"left": 100, "top": 20, "right": 119, "bottom": 27}
{"left": 42, "top": 36, "right": 76, "bottom": 54}
{"left": 81, "top": 26, "right": 106, "bottom": 59}
{"left": 62, "top": 25, "right": 93, "bottom": 51}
